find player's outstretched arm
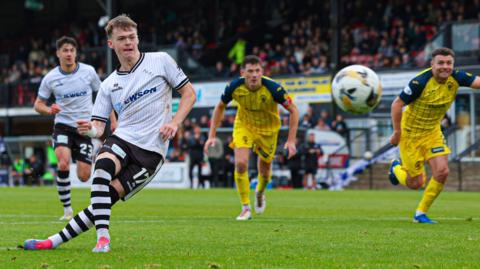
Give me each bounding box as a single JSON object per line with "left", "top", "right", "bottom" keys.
{"left": 469, "top": 76, "right": 480, "bottom": 89}
{"left": 284, "top": 102, "right": 299, "bottom": 159}
{"left": 204, "top": 101, "right": 226, "bottom": 154}
{"left": 77, "top": 120, "right": 106, "bottom": 138}
{"left": 160, "top": 82, "right": 196, "bottom": 141}
{"left": 33, "top": 97, "right": 60, "bottom": 115}
{"left": 389, "top": 97, "right": 405, "bottom": 146}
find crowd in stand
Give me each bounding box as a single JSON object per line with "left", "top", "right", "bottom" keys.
{"left": 3, "top": 0, "right": 479, "bottom": 97}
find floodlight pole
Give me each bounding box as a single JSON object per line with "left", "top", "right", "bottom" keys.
{"left": 97, "top": 0, "right": 113, "bottom": 74}
{"left": 106, "top": 0, "right": 113, "bottom": 75}
{"left": 330, "top": 0, "right": 341, "bottom": 118}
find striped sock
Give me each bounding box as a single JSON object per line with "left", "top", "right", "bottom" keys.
{"left": 56, "top": 170, "right": 72, "bottom": 210}
{"left": 90, "top": 158, "right": 117, "bottom": 240}
{"left": 49, "top": 187, "right": 120, "bottom": 248}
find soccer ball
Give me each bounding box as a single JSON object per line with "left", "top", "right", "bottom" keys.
{"left": 331, "top": 65, "right": 382, "bottom": 114}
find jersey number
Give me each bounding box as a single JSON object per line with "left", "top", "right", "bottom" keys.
{"left": 80, "top": 144, "right": 93, "bottom": 158}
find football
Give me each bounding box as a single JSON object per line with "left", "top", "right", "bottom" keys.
{"left": 331, "top": 65, "right": 382, "bottom": 114}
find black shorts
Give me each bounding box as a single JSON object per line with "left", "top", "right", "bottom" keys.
{"left": 305, "top": 167, "right": 318, "bottom": 175}
{"left": 53, "top": 123, "right": 93, "bottom": 164}
{"left": 98, "top": 135, "right": 164, "bottom": 200}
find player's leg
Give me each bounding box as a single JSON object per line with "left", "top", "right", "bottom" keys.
{"left": 255, "top": 158, "right": 271, "bottom": 214}
{"left": 414, "top": 154, "right": 449, "bottom": 224}
{"left": 73, "top": 135, "right": 94, "bottom": 182}
{"left": 24, "top": 179, "right": 123, "bottom": 251}
{"left": 55, "top": 146, "right": 73, "bottom": 220}
{"left": 234, "top": 147, "right": 252, "bottom": 220}
{"left": 90, "top": 152, "right": 121, "bottom": 249}
{"left": 389, "top": 136, "right": 425, "bottom": 189}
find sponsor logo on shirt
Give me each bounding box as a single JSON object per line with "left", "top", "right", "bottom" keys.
{"left": 62, "top": 90, "right": 87, "bottom": 99}
{"left": 403, "top": 86, "right": 412, "bottom": 95}
{"left": 431, "top": 147, "right": 445, "bottom": 153}
{"left": 123, "top": 87, "right": 157, "bottom": 105}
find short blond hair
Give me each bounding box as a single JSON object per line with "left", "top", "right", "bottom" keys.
{"left": 105, "top": 14, "right": 137, "bottom": 38}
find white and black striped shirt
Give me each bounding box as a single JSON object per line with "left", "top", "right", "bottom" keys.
{"left": 92, "top": 52, "right": 189, "bottom": 157}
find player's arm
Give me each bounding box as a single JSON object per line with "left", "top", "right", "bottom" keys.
{"left": 390, "top": 97, "right": 405, "bottom": 146}
{"left": 160, "top": 82, "right": 196, "bottom": 141}
{"left": 109, "top": 111, "right": 117, "bottom": 132}
{"left": 469, "top": 76, "right": 480, "bottom": 89}
{"left": 204, "top": 101, "right": 227, "bottom": 153}
{"left": 204, "top": 81, "right": 234, "bottom": 153}
{"left": 284, "top": 102, "right": 299, "bottom": 159}
{"left": 33, "top": 97, "right": 60, "bottom": 115}
{"left": 77, "top": 120, "right": 107, "bottom": 138}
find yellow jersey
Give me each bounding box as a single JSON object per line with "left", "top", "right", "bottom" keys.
{"left": 399, "top": 68, "right": 474, "bottom": 136}
{"left": 221, "top": 76, "right": 293, "bottom": 135}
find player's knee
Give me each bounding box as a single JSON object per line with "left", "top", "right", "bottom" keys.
{"left": 57, "top": 160, "right": 69, "bottom": 171}
{"left": 235, "top": 161, "right": 248, "bottom": 173}
{"left": 435, "top": 167, "right": 449, "bottom": 180}
{"left": 407, "top": 176, "right": 423, "bottom": 190}
{"left": 77, "top": 170, "right": 91, "bottom": 182}
{"left": 94, "top": 158, "right": 117, "bottom": 178}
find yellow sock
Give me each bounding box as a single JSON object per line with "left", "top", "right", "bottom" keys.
{"left": 256, "top": 173, "right": 271, "bottom": 193}
{"left": 417, "top": 177, "right": 444, "bottom": 213}
{"left": 393, "top": 165, "right": 408, "bottom": 186}
{"left": 234, "top": 170, "right": 250, "bottom": 206}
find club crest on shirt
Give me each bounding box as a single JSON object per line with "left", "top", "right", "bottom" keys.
{"left": 447, "top": 81, "right": 453, "bottom": 90}
{"left": 261, "top": 94, "right": 267, "bottom": 103}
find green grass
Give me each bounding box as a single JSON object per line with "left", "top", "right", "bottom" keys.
{"left": 1, "top": 188, "right": 479, "bottom": 269}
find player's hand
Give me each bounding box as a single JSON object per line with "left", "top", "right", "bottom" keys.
{"left": 284, "top": 140, "right": 297, "bottom": 160}
{"left": 203, "top": 137, "right": 216, "bottom": 154}
{"left": 159, "top": 121, "right": 179, "bottom": 141}
{"left": 50, "top": 104, "right": 61, "bottom": 115}
{"left": 389, "top": 131, "right": 401, "bottom": 146}
{"left": 76, "top": 120, "right": 92, "bottom": 135}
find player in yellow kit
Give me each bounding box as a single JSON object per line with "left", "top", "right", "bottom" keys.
{"left": 204, "top": 55, "right": 299, "bottom": 220}
{"left": 389, "top": 47, "right": 480, "bottom": 223}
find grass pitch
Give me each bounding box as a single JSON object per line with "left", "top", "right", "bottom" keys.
{"left": 0, "top": 187, "right": 479, "bottom": 269}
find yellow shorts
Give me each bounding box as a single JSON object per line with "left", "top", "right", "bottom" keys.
{"left": 399, "top": 130, "right": 450, "bottom": 177}
{"left": 231, "top": 126, "right": 278, "bottom": 162}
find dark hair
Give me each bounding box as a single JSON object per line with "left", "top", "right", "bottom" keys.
{"left": 56, "top": 36, "right": 78, "bottom": 50}
{"left": 241, "top": 55, "right": 262, "bottom": 68}
{"left": 432, "top": 47, "right": 455, "bottom": 58}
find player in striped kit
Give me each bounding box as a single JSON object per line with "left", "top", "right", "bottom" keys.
{"left": 33, "top": 36, "right": 105, "bottom": 221}
{"left": 24, "top": 14, "right": 196, "bottom": 252}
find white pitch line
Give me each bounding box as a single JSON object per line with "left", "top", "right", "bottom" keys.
{"left": 0, "top": 217, "right": 475, "bottom": 225}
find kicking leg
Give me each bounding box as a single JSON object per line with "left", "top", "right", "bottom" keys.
{"left": 24, "top": 184, "right": 121, "bottom": 250}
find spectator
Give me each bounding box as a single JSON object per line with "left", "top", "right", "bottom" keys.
{"left": 206, "top": 137, "right": 224, "bottom": 187}
{"left": 331, "top": 114, "right": 349, "bottom": 139}
{"left": 187, "top": 125, "right": 206, "bottom": 188}
{"left": 303, "top": 133, "right": 323, "bottom": 190}
{"left": 314, "top": 118, "right": 330, "bottom": 131}
{"left": 287, "top": 139, "right": 303, "bottom": 188}
{"left": 23, "top": 154, "right": 45, "bottom": 186}
{"left": 213, "top": 61, "right": 229, "bottom": 78}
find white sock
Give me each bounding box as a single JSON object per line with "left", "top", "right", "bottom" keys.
{"left": 415, "top": 210, "right": 425, "bottom": 217}
{"left": 96, "top": 228, "right": 110, "bottom": 241}
{"left": 64, "top": 207, "right": 73, "bottom": 215}
{"left": 48, "top": 234, "right": 63, "bottom": 248}
{"left": 242, "top": 204, "right": 251, "bottom": 211}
